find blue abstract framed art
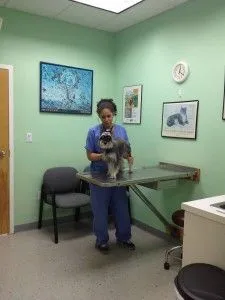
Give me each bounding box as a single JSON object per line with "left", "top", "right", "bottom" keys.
{"left": 40, "top": 62, "right": 93, "bottom": 114}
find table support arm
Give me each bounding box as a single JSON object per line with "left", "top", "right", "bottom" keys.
{"left": 129, "top": 184, "right": 170, "bottom": 228}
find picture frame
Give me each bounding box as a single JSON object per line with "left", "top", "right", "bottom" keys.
{"left": 222, "top": 78, "right": 225, "bottom": 120}
{"left": 161, "top": 100, "right": 199, "bottom": 139}
{"left": 40, "top": 62, "right": 93, "bottom": 115}
{"left": 122, "top": 84, "right": 143, "bottom": 124}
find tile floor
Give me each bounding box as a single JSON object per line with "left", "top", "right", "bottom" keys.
{"left": 0, "top": 220, "right": 180, "bottom": 300}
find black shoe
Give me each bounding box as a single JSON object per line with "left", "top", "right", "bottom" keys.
{"left": 117, "top": 240, "right": 136, "bottom": 250}
{"left": 95, "top": 243, "right": 109, "bottom": 254}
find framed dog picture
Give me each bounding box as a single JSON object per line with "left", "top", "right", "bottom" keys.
{"left": 122, "top": 84, "right": 142, "bottom": 124}
{"left": 40, "top": 62, "right": 93, "bottom": 114}
{"left": 161, "top": 100, "right": 199, "bottom": 139}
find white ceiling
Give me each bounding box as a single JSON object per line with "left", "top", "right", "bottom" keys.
{"left": 0, "top": 0, "right": 189, "bottom": 32}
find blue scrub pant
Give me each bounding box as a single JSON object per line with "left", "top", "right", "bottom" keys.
{"left": 90, "top": 184, "right": 131, "bottom": 246}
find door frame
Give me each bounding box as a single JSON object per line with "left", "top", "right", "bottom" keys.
{"left": 0, "top": 64, "right": 14, "bottom": 234}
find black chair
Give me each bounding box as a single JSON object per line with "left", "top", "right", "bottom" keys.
{"left": 38, "top": 167, "right": 90, "bottom": 243}
{"left": 164, "top": 209, "right": 184, "bottom": 270}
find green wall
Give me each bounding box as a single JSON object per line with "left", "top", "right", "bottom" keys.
{"left": 0, "top": 8, "right": 116, "bottom": 225}
{"left": 1, "top": 0, "right": 225, "bottom": 231}
{"left": 116, "top": 0, "right": 225, "bottom": 231}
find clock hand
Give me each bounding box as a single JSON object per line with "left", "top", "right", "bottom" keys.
{"left": 179, "top": 65, "right": 181, "bottom": 74}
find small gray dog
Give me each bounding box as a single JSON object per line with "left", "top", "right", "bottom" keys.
{"left": 99, "top": 130, "right": 132, "bottom": 179}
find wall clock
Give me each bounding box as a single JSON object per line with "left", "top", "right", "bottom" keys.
{"left": 172, "top": 61, "right": 189, "bottom": 83}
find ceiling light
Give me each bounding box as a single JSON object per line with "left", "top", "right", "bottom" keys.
{"left": 70, "top": 0, "right": 144, "bottom": 14}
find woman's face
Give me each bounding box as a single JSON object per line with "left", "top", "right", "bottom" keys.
{"left": 99, "top": 108, "right": 114, "bottom": 128}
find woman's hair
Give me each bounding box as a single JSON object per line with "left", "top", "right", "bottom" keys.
{"left": 96, "top": 99, "right": 117, "bottom": 116}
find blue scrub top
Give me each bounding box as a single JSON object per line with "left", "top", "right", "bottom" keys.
{"left": 85, "top": 124, "right": 130, "bottom": 172}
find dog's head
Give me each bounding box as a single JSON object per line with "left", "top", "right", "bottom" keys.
{"left": 99, "top": 131, "right": 113, "bottom": 150}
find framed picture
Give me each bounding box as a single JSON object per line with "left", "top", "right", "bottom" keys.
{"left": 40, "top": 62, "right": 93, "bottom": 114}
{"left": 222, "top": 79, "right": 225, "bottom": 120}
{"left": 123, "top": 84, "right": 142, "bottom": 124}
{"left": 161, "top": 100, "right": 199, "bottom": 139}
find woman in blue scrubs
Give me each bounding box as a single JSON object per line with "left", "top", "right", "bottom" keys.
{"left": 85, "top": 99, "right": 135, "bottom": 253}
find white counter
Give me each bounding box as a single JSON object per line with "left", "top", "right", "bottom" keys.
{"left": 181, "top": 195, "right": 225, "bottom": 270}
{"left": 182, "top": 195, "right": 225, "bottom": 225}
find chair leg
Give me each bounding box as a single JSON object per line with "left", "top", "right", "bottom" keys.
{"left": 38, "top": 197, "right": 44, "bottom": 229}
{"left": 165, "top": 245, "right": 182, "bottom": 262}
{"left": 164, "top": 245, "right": 182, "bottom": 270}
{"left": 75, "top": 207, "right": 80, "bottom": 222}
{"left": 52, "top": 203, "right": 58, "bottom": 244}
{"left": 164, "top": 245, "right": 183, "bottom": 270}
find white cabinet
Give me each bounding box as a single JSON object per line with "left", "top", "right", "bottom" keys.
{"left": 182, "top": 195, "right": 225, "bottom": 270}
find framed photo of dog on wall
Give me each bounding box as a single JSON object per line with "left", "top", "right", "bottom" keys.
{"left": 161, "top": 100, "right": 199, "bottom": 139}
{"left": 122, "top": 84, "right": 143, "bottom": 124}
{"left": 40, "top": 62, "right": 93, "bottom": 114}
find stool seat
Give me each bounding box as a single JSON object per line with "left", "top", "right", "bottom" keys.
{"left": 172, "top": 209, "right": 184, "bottom": 227}
{"left": 175, "top": 263, "right": 225, "bottom": 300}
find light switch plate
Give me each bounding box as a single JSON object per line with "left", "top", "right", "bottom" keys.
{"left": 26, "top": 132, "right": 32, "bottom": 143}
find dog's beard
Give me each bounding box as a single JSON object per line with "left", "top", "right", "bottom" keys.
{"left": 99, "top": 139, "right": 113, "bottom": 150}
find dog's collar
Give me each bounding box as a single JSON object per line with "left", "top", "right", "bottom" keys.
{"left": 100, "top": 124, "right": 114, "bottom": 135}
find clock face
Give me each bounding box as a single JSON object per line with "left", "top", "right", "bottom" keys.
{"left": 172, "top": 61, "right": 189, "bottom": 83}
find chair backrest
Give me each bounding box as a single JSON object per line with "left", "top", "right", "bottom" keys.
{"left": 43, "top": 167, "right": 80, "bottom": 194}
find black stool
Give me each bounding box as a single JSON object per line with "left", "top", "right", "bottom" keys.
{"left": 175, "top": 263, "right": 225, "bottom": 299}
{"left": 164, "top": 209, "right": 184, "bottom": 270}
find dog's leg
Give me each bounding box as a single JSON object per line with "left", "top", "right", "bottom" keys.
{"left": 107, "top": 163, "right": 119, "bottom": 179}
{"left": 118, "top": 159, "right": 125, "bottom": 175}
{"left": 128, "top": 161, "right": 132, "bottom": 173}
{"left": 110, "top": 169, "right": 119, "bottom": 179}
{"left": 107, "top": 163, "right": 115, "bottom": 179}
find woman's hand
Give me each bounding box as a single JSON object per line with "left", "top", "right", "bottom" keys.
{"left": 86, "top": 151, "right": 103, "bottom": 161}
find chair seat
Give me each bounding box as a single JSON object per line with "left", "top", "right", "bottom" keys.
{"left": 55, "top": 193, "right": 90, "bottom": 208}
{"left": 172, "top": 209, "right": 184, "bottom": 227}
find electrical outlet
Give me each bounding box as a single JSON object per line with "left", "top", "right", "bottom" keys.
{"left": 37, "top": 191, "right": 41, "bottom": 201}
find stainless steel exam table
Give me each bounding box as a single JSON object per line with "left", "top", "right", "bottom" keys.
{"left": 77, "top": 162, "right": 200, "bottom": 231}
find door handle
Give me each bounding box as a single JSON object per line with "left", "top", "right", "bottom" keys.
{"left": 0, "top": 150, "right": 6, "bottom": 159}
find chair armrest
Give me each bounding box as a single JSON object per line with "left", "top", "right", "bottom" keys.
{"left": 41, "top": 183, "right": 56, "bottom": 205}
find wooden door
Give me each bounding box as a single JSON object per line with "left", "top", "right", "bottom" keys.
{"left": 0, "top": 68, "right": 10, "bottom": 234}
